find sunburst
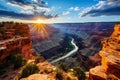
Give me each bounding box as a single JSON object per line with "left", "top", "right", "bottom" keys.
{"left": 31, "top": 23, "right": 50, "bottom": 40}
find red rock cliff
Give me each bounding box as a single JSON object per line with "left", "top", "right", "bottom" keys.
{"left": 0, "top": 23, "right": 35, "bottom": 64}
{"left": 88, "top": 24, "right": 120, "bottom": 80}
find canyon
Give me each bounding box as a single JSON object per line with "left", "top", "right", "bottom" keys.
{"left": 49, "top": 22, "right": 116, "bottom": 70}
{"left": 0, "top": 22, "right": 120, "bottom": 80}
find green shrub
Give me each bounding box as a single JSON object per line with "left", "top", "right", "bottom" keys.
{"left": 34, "top": 56, "right": 45, "bottom": 63}
{"left": 20, "top": 63, "right": 39, "bottom": 79}
{"left": 11, "top": 54, "right": 27, "bottom": 69}
{"left": 73, "top": 67, "right": 86, "bottom": 80}
{"left": 55, "top": 68, "right": 63, "bottom": 80}
{"left": 58, "top": 63, "right": 69, "bottom": 72}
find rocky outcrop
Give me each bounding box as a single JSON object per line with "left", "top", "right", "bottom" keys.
{"left": 21, "top": 74, "right": 52, "bottom": 80}
{"left": 0, "top": 22, "right": 35, "bottom": 63}
{"left": 20, "top": 60, "right": 78, "bottom": 80}
{"left": 89, "top": 24, "right": 120, "bottom": 80}
{"left": 21, "top": 61, "right": 56, "bottom": 80}
{"left": 0, "top": 37, "right": 34, "bottom": 63}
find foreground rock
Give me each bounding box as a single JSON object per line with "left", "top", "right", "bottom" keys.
{"left": 21, "top": 74, "right": 51, "bottom": 80}
{"left": 89, "top": 24, "right": 120, "bottom": 80}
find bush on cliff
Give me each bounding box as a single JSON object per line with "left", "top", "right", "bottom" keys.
{"left": 55, "top": 68, "right": 64, "bottom": 80}
{"left": 58, "top": 62, "right": 69, "bottom": 72}
{"left": 20, "top": 63, "right": 39, "bottom": 79}
{"left": 34, "top": 56, "right": 45, "bottom": 63}
{"left": 73, "top": 67, "right": 86, "bottom": 80}
{"left": 11, "top": 54, "right": 27, "bottom": 69}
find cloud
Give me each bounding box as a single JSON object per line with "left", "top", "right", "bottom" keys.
{"left": 0, "top": 10, "right": 58, "bottom": 20}
{"left": 62, "top": 11, "right": 70, "bottom": 15}
{"left": 0, "top": 0, "right": 58, "bottom": 20}
{"left": 80, "top": 0, "right": 120, "bottom": 17}
{"left": 7, "top": 0, "right": 50, "bottom": 11}
{"left": 69, "top": 7, "right": 80, "bottom": 11}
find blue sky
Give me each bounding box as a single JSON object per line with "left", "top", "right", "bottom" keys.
{"left": 0, "top": 0, "right": 120, "bottom": 23}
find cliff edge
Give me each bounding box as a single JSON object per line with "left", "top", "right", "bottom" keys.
{"left": 89, "top": 24, "right": 120, "bottom": 80}
{"left": 0, "top": 22, "right": 36, "bottom": 64}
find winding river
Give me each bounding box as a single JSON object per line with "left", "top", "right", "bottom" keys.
{"left": 50, "top": 38, "right": 79, "bottom": 63}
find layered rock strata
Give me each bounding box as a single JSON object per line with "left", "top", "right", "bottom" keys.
{"left": 89, "top": 24, "right": 120, "bottom": 80}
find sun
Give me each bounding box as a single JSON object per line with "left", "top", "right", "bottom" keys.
{"left": 35, "top": 18, "right": 53, "bottom": 24}
{"left": 37, "top": 19, "right": 42, "bottom": 23}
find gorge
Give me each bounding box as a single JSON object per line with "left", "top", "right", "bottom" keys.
{"left": 0, "top": 22, "right": 120, "bottom": 80}
{"left": 50, "top": 38, "right": 78, "bottom": 63}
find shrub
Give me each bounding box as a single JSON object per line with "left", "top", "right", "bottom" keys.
{"left": 55, "top": 68, "right": 63, "bottom": 80}
{"left": 11, "top": 54, "right": 27, "bottom": 69}
{"left": 34, "top": 56, "right": 45, "bottom": 63}
{"left": 20, "top": 63, "right": 39, "bottom": 79}
{"left": 58, "top": 63, "right": 69, "bottom": 72}
{"left": 73, "top": 67, "right": 86, "bottom": 80}
{"left": 56, "top": 72, "right": 63, "bottom": 80}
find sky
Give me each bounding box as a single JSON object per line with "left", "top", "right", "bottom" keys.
{"left": 0, "top": 0, "right": 120, "bottom": 23}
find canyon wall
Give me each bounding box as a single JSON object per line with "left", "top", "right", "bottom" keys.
{"left": 0, "top": 22, "right": 35, "bottom": 64}
{"left": 89, "top": 23, "right": 120, "bottom": 80}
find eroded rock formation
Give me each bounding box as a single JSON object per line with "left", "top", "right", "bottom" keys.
{"left": 89, "top": 24, "right": 120, "bottom": 80}
{"left": 0, "top": 22, "right": 35, "bottom": 64}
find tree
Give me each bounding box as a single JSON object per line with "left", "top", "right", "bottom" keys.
{"left": 20, "top": 63, "right": 39, "bottom": 78}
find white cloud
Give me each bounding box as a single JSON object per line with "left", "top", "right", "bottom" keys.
{"left": 69, "top": 7, "right": 74, "bottom": 10}
{"left": 45, "top": 2, "right": 48, "bottom": 5}
{"left": 62, "top": 11, "right": 70, "bottom": 15}
{"left": 79, "top": 0, "right": 120, "bottom": 17}
{"left": 20, "top": 9, "right": 34, "bottom": 14}
{"left": 33, "top": 0, "right": 38, "bottom": 3}
{"left": 0, "top": 0, "right": 58, "bottom": 20}
{"left": 74, "top": 7, "right": 80, "bottom": 11}
{"left": 69, "top": 7, "right": 80, "bottom": 11}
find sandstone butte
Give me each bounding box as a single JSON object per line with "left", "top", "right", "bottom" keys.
{"left": 88, "top": 23, "right": 120, "bottom": 80}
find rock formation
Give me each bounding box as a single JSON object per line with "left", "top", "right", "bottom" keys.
{"left": 0, "top": 22, "right": 35, "bottom": 64}
{"left": 89, "top": 23, "right": 120, "bottom": 80}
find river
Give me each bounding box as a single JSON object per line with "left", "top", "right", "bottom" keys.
{"left": 50, "top": 38, "right": 79, "bottom": 63}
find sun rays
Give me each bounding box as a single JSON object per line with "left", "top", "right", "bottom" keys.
{"left": 31, "top": 23, "right": 50, "bottom": 40}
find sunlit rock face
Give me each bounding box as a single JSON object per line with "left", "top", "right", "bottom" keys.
{"left": 21, "top": 74, "right": 51, "bottom": 80}
{"left": 21, "top": 38, "right": 34, "bottom": 59}
{"left": 89, "top": 24, "right": 120, "bottom": 80}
